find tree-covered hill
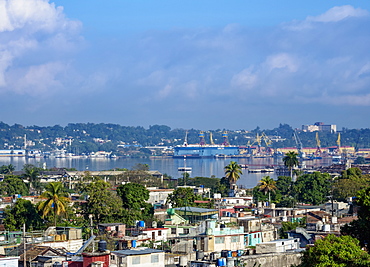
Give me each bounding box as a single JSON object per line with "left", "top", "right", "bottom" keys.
{"left": 0, "top": 122, "right": 369, "bottom": 154}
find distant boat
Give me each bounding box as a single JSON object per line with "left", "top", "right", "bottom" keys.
{"left": 178, "top": 167, "right": 192, "bottom": 172}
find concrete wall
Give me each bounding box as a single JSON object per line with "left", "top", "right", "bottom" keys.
{"left": 240, "top": 251, "right": 302, "bottom": 267}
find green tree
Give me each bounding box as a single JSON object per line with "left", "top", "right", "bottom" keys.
{"left": 283, "top": 151, "right": 299, "bottom": 179}
{"left": 278, "top": 219, "right": 306, "bottom": 239}
{"left": 0, "top": 176, "right": 29, "bottom": 196}
{"left": 294, "top": 234, "right": 370, "bottom": 267}
{"left": 167, "top": 187, "right": 198, "bottom": 208}
{"left": 116, "top": 183, "right": 153, "bottom": 225}
{"left": 341, "top": 186, "right": 370, "bottom": 247}
{"left": 81, "top": 180, "right": 123, "bottom": 224}
{"left": 4, "top": 198, "right": 43, "bottom": 231}
{"left": 38, "top": 182, "right": 69, "bottom": 226}
{"left": 22, "top": 165, "right": 41, "bottom": 194}
{"left": 0, "top": 164, "right": 15, "bottom": 175}
{"left": 295, "top": 172, "right": 330, "bottom": 205}
{"left": 224, "top": 161, "right": 242, "bottom": 189}
{"left": 258, "top": 176, "right": 277, "bottom": 204}
{"left": 334, "top": 168, "right": 370, "bottom": 201}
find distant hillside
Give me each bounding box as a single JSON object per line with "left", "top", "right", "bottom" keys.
{"left": 0, "top": 122, "right": 369, "bottom": 155}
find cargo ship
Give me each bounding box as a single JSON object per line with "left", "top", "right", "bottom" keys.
{"left": 173, "top": 131, "right": 240, "bottom": 158}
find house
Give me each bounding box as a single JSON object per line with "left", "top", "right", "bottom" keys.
{"left": 147, "top": 188, "right": 174, "bottom": 208}
{"left": 237, "top": 217, "right": 277, "bottom": 243}
{"left": 256, "top": 238, "right": 300, "bottom": 254}
{"left": 173, "top": 207, "right": 218, "bottom": 224}
{"left": 195, "top": 220, "right": 245, "bottom": 252}
{"left": 98, "top": 223, "right": 125, "bottom": 238}
{"left": 14, "top": 245, "right": 68, "bottom": 267}
{"left": 110, "top": 248, "right": 165, "bottom": 267}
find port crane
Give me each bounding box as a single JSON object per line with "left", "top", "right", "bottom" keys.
{"left": 315, "top": 132, "right": 322, "bottom": 156}
{"left": 261, "top": 132, "right": 273, "bottom": 155}
{"left": 336, "top": 133, "right": 341, "bottom": 154}
{"left": 293, "top": 129, "right": 306, "bottom": 159}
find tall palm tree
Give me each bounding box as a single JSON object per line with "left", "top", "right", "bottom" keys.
{"left": 224, "top": 161, "right": 243, "bottom": 189}
{"left": 38, "top": 182, "right": 69, "bottom": 226}
{"left": 258, "top": 176, "right": 277, "bottom": 205}
{"left": 22, "top": 167, "right": 40, "bottom": 193}
{"left": 283, "top": 151, "right": 299, "bottom": 179}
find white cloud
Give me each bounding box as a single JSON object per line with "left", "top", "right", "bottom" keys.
{"left": 285, "top": 5, "right": 369, "bottom": 31}
{"left": 0, "top": 0, "right": 82, "bottom": 94}
{"left": 308, "top": 5, "right": 368, "bottom": 23}
{"left": 265, "top": 53, "right": 298, "bottom": 73}
{"left": 14, "top": 61, "right": 66, "bottom": 96}
{"left": 231, "top": 68, "right": 258, "bottom": 90}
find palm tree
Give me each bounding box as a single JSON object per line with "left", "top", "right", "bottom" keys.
{"left": 258, "top": 176, "right": 277, "bottom": 205}
{"left": 224, "top": 161, "right": 243, "bottom": 189}
{"left": 283, "top": 151, "right": 299, "bottom": 179}
{"left": 22, "top": 167, "right": 40, "bottom": 193}
{"left": 38, "top": 182, "right": 69, "bottom": 226}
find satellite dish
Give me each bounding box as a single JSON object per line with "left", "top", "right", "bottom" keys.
{"left": 152, "top": 221, "right": 157, "bottom": 228}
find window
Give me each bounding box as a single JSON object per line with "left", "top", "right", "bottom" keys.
{"left": 171, "top": 228, "right": 177, "bottom": 234}
{"left": 110, "top": 255, "right": 115, "bottom": 261}
{"left": 151, "top": 254, "right": 159, "bottom": 263}
{"left": 215, "top": 237, "right": 225, "bottom": 244}
{"left": 183, "top": 228, "right": 189, "bottom": 234}
{"left": 231, "top": 236, "right": 239, "bottom": 243}
{"left": 158, "top": 230, "right": 162, "bottom": 236}
{"left": 132, "top": 256, "right": 141, "bottom": 265}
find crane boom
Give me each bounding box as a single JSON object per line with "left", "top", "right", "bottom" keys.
{"left": 293, "top": 130, "right": 305, "bottom": 158}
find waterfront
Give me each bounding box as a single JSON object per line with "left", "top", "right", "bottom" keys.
{"left": 0, "top": 156, "right": 334, "bottom": 189}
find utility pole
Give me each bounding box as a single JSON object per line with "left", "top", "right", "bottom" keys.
{"left": 23, "top": 224, "right": 26, "bottom": 267}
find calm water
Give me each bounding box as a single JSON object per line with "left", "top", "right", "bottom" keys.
{"left": 0, "top": 156, "right": 333, "bottom": 189}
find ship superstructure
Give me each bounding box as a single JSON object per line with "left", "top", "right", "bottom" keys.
{"left": 173, "top": 131, "right": 240, "bottom": 158}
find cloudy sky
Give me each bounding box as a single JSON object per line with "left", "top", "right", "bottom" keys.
{"left": 1, "top": 0, "right": 370, "bottom": 130}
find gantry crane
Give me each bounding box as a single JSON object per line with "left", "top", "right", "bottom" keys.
{"left": 336, "top": 133, "right": 341, "bottom": 154}
{"left": 209, "top": 132, "right": 215, "bottom": 145}
{"left": 315, "top": 132, "right": 322, "bottom": 156}
{"left": 293, "top": 129, "right": 306, "bottom": 159}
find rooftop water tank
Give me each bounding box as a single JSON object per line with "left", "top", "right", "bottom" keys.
{"left": 98, "top": 240, "right": 107, "bottom": 252}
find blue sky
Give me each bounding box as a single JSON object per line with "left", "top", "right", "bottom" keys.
{"left": 1, "top": 0, "right": 370, "bottom": 130}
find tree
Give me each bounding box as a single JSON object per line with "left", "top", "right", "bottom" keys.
{"left": 38, "top": 182, "right": 69, "bottom": 226}
{"left": 341, "top": 186, "right": 370, "bottom": 247}
{"left": 4, "top": 198, "right": 43, "bottom": 231}
{"left": 294, "top": 234, "right": 370, "bottom": 267}
{"left": 224, "top": 161, "right": 242, "bottom": 189}
{"left": 116, "top": 183, "right": 153, "bottom": 225}
{"left": 80, "top": 180, "right": 123, "bottom": 224}
{"left": 295, "top": 172, "right": 330, "bottom": 205}
{"left": 0, "top": 176, "right": 29, "bottom": 197}
{"left": 22, "top": 165, "right": 41, "bottom": 194}
{"left": 283, "top": 151, "right": 299, "bottom": 179}
{"left": 0, "top": 164, "right": 15, "bottom": 175}
{"left": 167, "top": 187, "right": 198, "bottom": 208}
{"left": 334, "top": 168, "right": 370, "bottom": 201}
{"left": 258, "top": 176, "right": 277, "bottom": 205}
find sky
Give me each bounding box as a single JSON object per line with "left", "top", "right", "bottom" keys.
{"left": 1, "top": 0, "right": 370, "bottom": 130}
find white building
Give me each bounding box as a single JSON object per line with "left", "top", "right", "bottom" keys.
{"left": 110, "top": 248, "right": 165, "bottom": 267}
{"left": 302, "top": 122, "right": 336, "bottom": 133}
{"left": 256, "top": 238, "right": 300, "bottom": 254}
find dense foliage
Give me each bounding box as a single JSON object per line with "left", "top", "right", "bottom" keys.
{"left": 341, "top": 186, "right": 370, "bottom": 247}
{"left": 294, "top": 234, "right": 370, "bottom": 267}
{"left": 4, "top": 198, "right": 43, "bottom": 231}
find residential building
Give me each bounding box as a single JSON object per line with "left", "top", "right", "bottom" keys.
{"left": 110, "top": 248, "right": 165, "bottom": 267}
